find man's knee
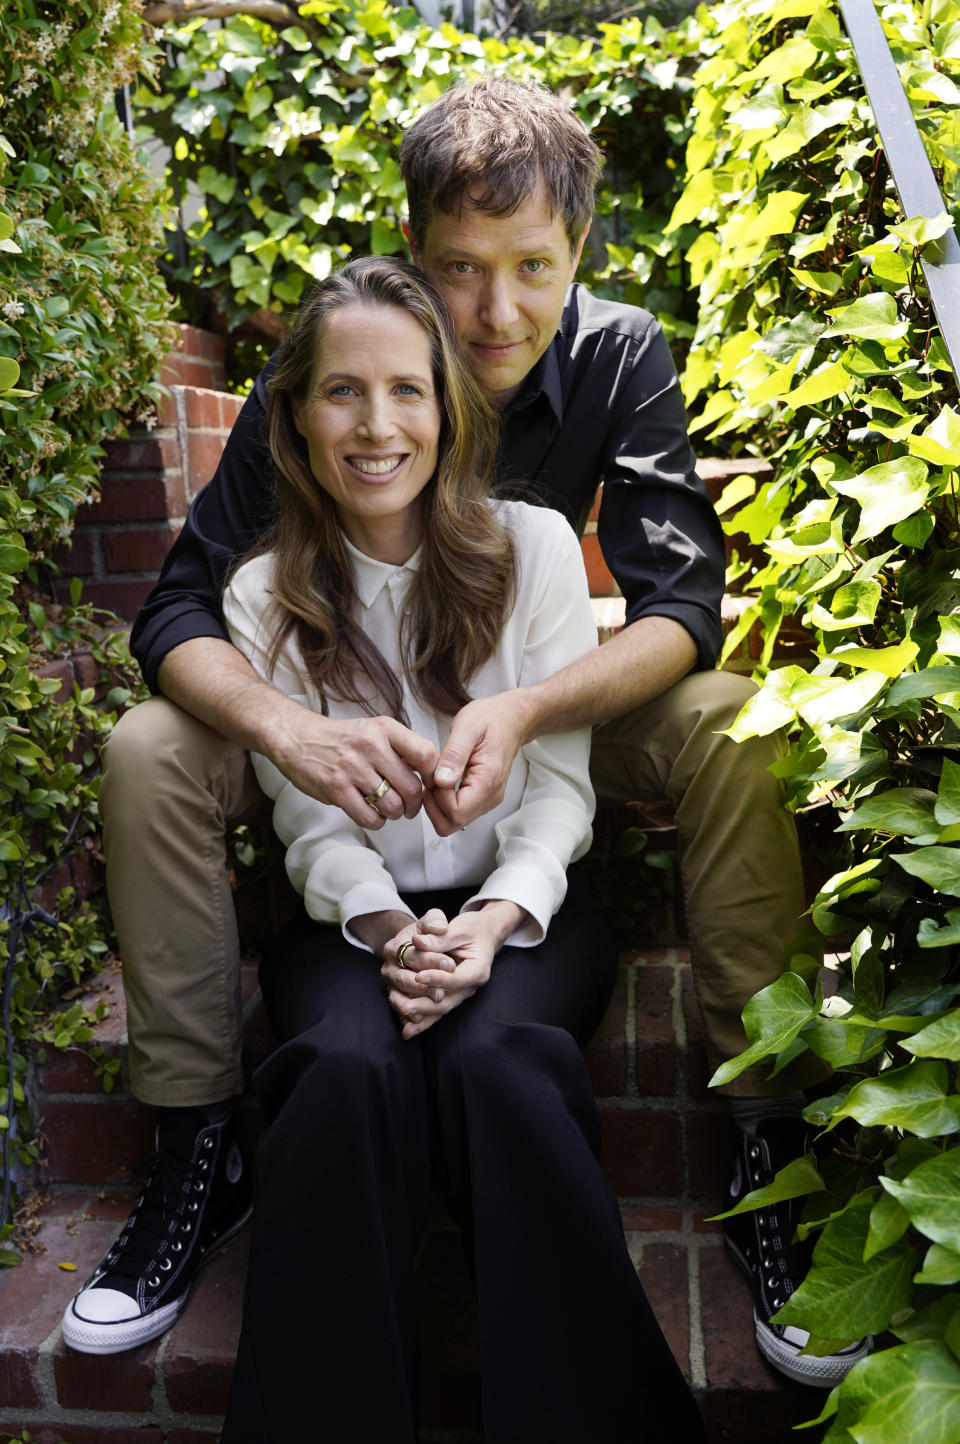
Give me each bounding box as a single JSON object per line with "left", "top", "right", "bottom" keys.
{"left": 102, "top": 697, "right": 259, "bottom": 830}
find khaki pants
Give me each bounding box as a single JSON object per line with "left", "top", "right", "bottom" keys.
{"left": 101, "top": 670, "right": 821, "bottom": 1106}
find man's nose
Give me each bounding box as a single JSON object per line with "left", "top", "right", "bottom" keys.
{"left": 479, "top": 276, "right": 519, "bottom": 332}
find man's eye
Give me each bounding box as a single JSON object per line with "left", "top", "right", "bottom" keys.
{"left": 451, "top": 261, "right": 475, "bottom": 275}
{"left": 522, "top": 260, "right": 545, "bottom": 274}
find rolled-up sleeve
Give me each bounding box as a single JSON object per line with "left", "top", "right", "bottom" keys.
{"left": 596, "top": 320, "right": 725, "bottom": 670}
{"left": 462, "top": 508, "right": 597, "bottom": 944}
{"left": 131, "top": 364, "right": 276, "bottom": 693}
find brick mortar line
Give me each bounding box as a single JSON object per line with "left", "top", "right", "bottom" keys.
{"left": 624, "top": 960, "right": 637, "bottom": 1097}
{"left": 687, "top": 1235, "right": 708, "bottom": 1391}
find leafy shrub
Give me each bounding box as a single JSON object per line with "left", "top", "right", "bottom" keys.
{"left": 0, "top": 0, "right": 173, "bottom": 1259}
{"left": 672, "top": 0, "right": 960, "bottom": 1433}
{"left": 135, "top": 0, "right": 704, "bottom": 386}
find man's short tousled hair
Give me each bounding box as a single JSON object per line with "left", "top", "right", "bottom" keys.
{"left": 398, "top": 75, "right": 603, "bottom": 254}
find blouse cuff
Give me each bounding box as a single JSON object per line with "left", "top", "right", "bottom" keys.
{"left": 461, "top": 864, "right": 562, "bottom": 948}
{"left": 338, "top": 881, "right": 416, "bottom": 954}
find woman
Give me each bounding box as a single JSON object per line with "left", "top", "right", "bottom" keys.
{"left": 219, "top": 257, "right": 704, "bottom": 1443}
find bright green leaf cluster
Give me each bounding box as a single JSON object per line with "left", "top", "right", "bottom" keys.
{"left": 681, "top": 0, "right": 960, "bottom": 1429}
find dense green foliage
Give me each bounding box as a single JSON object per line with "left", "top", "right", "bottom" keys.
{"left": 134, "top": 0, "right": 702, "bottom": 385}
{"left": 672, "top": 0, "right": 960, "bottom": 1435}
{"left": 0, "top": 0, "right": 171, "bottom": 1262}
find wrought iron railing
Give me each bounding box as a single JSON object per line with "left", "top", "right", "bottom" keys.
{"left": 839, "top": 0, "right": 960, "bottom": 379}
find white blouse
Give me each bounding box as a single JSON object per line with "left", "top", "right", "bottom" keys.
{"left": 222, "top": 499, "right": 597, "bottom": 949}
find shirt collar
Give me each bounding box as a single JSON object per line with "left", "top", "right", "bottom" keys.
{"left": 505, "top": 338, "right": 563, "bottom": 424}
{"left": 342, "top": 533, "right": 422, "bottom": 609}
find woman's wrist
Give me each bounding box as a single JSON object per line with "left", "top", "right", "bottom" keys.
{"left": 467, "top": 899, "right": 527, "bottom": 949}
{"left": 350, "top": 909, "right": 415, "bottom": 957}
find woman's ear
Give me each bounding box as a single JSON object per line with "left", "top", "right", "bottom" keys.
{"left": 290, "top": 395, "right": 307, "bottom": 437}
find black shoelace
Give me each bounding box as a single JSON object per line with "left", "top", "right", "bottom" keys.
{"left": 100, "top": 1148, "right": 195, "bottom": 1284}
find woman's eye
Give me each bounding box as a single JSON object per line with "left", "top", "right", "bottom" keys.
{"left": 396, "top": 384, "right": 421, "bottom": 397}
{"left": 329, "top": 384, "right": 355, "bottom": 397}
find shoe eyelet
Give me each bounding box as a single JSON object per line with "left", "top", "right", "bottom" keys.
{"left": 203, "top": 1136, "right": 214, "bottom": 1149}
{"left": 172, "top": 1241, "right": 183, "bottom": 1253}
{"left": 767, "top": 1276, "right": 779, "bottom": 1288}
{"left": 160, "top": 1257, "right": 173, "bottom": 1271}
{"left": 181, "top": 1222, "right": 193, "bottom": 1235}
{"left": 189, "top": 1198, "right": 200, "bottom": 1210}
{"left": 148, "top": 1275, "right": 160, "bottom": 1288}
{"left": 199, "top": 1158, "right": 210, "bottom": 1172}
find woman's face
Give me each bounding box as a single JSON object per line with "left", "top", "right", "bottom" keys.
{"left": 292, "top": 302, "right": 443, "bottom": 563}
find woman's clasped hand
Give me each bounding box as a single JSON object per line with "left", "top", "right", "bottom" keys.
{"left": 379, "top": 902, "right": 525, "bottom": 1039}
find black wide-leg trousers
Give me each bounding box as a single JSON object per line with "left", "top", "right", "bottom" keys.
{"left": 220, "top": 883, "right": 705, "bottom": 1443}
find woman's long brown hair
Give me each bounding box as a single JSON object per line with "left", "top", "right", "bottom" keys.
{"left": 250, "top": 256, "right": 516, "bottom": 720}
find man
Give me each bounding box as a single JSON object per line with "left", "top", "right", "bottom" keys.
{"left": 62, "top": 76, "right": 865, "bottom": 1384}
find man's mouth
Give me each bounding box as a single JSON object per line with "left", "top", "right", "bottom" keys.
{"left": 348, "top": 454, "right": 406, "bottom": 476}
{"left": 471, "top": 339, "right": 525, "bottom": 356}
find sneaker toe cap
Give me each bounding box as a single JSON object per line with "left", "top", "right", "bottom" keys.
{"left": 71, "top": 1286, "right": 141, "bottom": 1323}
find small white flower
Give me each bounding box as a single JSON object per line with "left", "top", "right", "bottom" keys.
{"left": 102, "top": 2, "right": 121, "bottom": 26}
{"left": 2, "top": 299, "right": 26, "bottom": 320}
{"left": 34, "top": 33, "right": 55, "bottom": 58}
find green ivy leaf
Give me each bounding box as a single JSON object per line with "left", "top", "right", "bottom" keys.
{"left": 709, "top": 971, "right": 818, "bottom": 1086}
{"left": 821, "top": 1340, "right": 960, "bottom": 1444}
{"left": 708, "top": 1153, "right": 825, "bottom": 1220}
{"left": 914, "top": 1243, "right": 960, "bottom": 1286}
{"left": 775, "top": 1194, "right": 914, "bottom": 1339}
{"left": 824, "top": 292, "right": 910, "bottom": 341}
{"left": 892, "top": 847, "right": 960, "bottom": 896}
{"left": 887, "top": 212, "right": 953, "bottom": 248}
{"left": 830, "top": 457, "right": 930, "bottom": 546}
{"left": 902, "top": 1008, "right": 960, "bottom": 1060}
{"left": 909, "top": 408, "right": 960, "bottom": 468}
{"left": 825, "top": 1060, "right": 960, "bottom": 1138}
{"left": 864, "top": 1189, "right": 911, "bottom": 1262}
{"left": 882, "top": 1148, "right": 960, "bottom": 1253}
{"left": 837, "top": 788, "right": 937, "bottom": 837}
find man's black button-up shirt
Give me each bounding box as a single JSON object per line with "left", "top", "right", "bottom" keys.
{"left": 131, "top": 283, "right": 725, "bottom": 692}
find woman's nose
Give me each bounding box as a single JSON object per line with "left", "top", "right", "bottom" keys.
{"left": 356, "top": 393, "right": 396, "bottom": 441}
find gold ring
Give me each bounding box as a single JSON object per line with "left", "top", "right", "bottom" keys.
{"left": 397, "top": 941, "right": 412, "bottom": 969}
{"left": 364, "top": 777, "right": 390, "bottom": 806}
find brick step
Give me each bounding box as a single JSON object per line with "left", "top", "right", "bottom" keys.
{"left": 1, "top": 933, "right": 828, "bottom": 1442}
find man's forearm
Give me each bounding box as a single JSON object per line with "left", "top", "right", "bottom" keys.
{"left": 517, "top": 615, "right": 698, "bottom": 743}
{"left": 157, "top": 636, "right": 309, "bottom": 759}
{"left": 156, "top": 636, "right": 439, "bottom": 825}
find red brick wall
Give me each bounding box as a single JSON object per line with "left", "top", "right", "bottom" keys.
{"left": 55, "top": 325, "right": 244, "bottom": 620}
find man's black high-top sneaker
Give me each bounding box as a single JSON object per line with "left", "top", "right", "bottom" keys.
{"left": 724, "top": 1115, "right": 870, "bottom": 1386}
{"left": 61, "top": 1105, "right": 252, "bottom": 1354}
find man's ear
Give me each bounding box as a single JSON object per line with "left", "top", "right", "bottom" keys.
{"left": 401, "top": 218, "right": 419, "bottom": 264}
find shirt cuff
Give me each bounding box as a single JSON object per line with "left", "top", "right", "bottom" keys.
{"left": 461, "top": 864, "right": 563, "bottom": 948}
{"left": 336, "top": 882, "right": 416, "bottom": 954}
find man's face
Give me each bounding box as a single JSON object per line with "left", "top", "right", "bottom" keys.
{"left": 409, "top": 180, "right": 588, "bottom": 409}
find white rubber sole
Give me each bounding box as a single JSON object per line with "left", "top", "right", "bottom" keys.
{"left": 754, "top": 1312, "right": 871, "bottom": 1386}
{"left": 725, "top": 1235, "right": 870, "bottom": 1387}
{"left": 62, "top": 1292, "right": 186, "bottom": 1355}
{"left": 61, "top": 1204, "right": 253, "bottom": 1356}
